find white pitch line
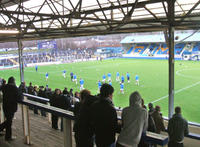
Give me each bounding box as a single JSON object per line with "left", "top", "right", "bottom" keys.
{"left": 176, "top": 68, "right": 200, "bottom": 80}
{"left": 151, "top": 68, "right": 200, "bottom": 104}
{"left": 25, "top": 70, "right": 61, "bottom": 74}
{"left": 151, "top": 80, "right": 200, "bottom": 104}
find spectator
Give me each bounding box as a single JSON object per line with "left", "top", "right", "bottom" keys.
{"left": 148, "top": 103, "right": 155, "bottom": 115}
{"left": 69, "top": 88, "right": 73, "bottom": 97}
{"left": 73, "top": 89, "right": 97, "bottom": 147}
{"left": 0, "top": 77, "right": 22, "bottom": 141}
{"left": 168, "top": 106, "right": 189, "bottom": 147}
{"left": 33, "top": 86, "right": 39, "bottom": 114}
{"left": 27, "top": 82, "right": 34, "bottom": 95}
{"left": 63, "top": 87, "right": 69, "bottom": 96}
{"left": 27, "top": 82, "right": 34, "bottom": 110}
{"left": 0, "top": 79, "right": 6, "bottom": 111}
{"left": 152, "top": 105, "right": 165, "bottom": 134}
{"left": 116, "top": 91, "right": 148, "bottom": 147}
{"left": 139, "top": 99, "right": 156, "bottom": 147}
{"left": 73, "top": 91, "right": 80, "bottom": 105}
{"left": 141, "top": 98, "right": 146, "bottom": 109}
{"left": 91, "top": 83, "right": 119, "bottom": 147}
{"left": 38, "top": 86, "right": 47, "bottom": 117}
{"left": 33, "top": 86, "right": 38, "bottom": 96}
{"left": 0, "top": 80, "right": 4, "bottom": 111}
{"left": 50, "top": 89, "right": 61, "bottom": 130}
{"left": 45, "top": 88, "right": 53, "bottom": 100}
{"left": 58, "top": 90, "right": 71, "bottom": 132}
{"left": 0, "top": 79, "right": 6, "bottom": 91}
{"left": 18, "top": 81, "right": 28, "bottom": 94}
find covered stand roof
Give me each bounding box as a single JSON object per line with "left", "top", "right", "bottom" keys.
{"left": 0, "top": 0, "right": 200, "bottom": 42}
{"left": 120, "top": 32, "right": 200, "bottom": 43}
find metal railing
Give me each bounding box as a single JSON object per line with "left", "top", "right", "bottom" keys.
{"left": 3, "top": 93, "right": 198, "bottom": 147}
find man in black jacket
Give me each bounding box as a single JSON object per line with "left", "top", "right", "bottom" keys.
{"left": 0, "top": 77, "right": 22, "bottom": 141}
{"left": 168, "top": 106, "right": 189, "bottom": 147}
{"left": 91, "top": 83, "right": 119, "bottom": 147}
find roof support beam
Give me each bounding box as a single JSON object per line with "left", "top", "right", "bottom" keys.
{"left": 96, "top": 0, "right": 111, "bottom": 29}
{"left": 117, "top": 0, "right": 126, "bottom": 17}
{"left": 144, "top": 6, "right": 160, "bottom": 21}
{"left": 180, "top": 1, "right": 200, "bottom": 22}
{"left": 0, "top": 0, "right": 165, "bottom": 18}
{"left": 162, "top": 1, "right": 168, "bottom": 18}
{"left": 49, "top": 0, "right": 65, "bottom": 24}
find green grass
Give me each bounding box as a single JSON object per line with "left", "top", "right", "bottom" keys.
{"left": 1, "top": 58, "right": 200, "bottom": 123}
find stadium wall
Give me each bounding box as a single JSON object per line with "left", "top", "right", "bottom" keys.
{"left": 122, "top": 54, "right": 182, "bottom": 60}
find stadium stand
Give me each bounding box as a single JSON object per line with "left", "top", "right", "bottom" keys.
{"left": 0, "top": 58, "right": 15, "bottom": 66}
{"left": 121, "top": 32, "right": 200, "bottom": 60}
{"left": 0, "top": 48, "right": 95, "bottom": 67}
{"left": 126, "top": 47, "right": 134, "bottom": 54}
{"left": 133, "top": 44, "right": 148, "bottom": 54}
{"left": 156, "top": 44, "right": 168, "bottom": 55}
{"left": 175, "top": 43, "right": 185, "bottom": 55}
{"left": 192, "top": 42, "right": 200, "bottom": 52}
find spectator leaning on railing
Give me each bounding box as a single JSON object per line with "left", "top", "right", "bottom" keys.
{"left": 116, "top": 91, "right": 148, "bottom": 147}
{"left": 90, "top": 83, "right": 120, "bottom": 147}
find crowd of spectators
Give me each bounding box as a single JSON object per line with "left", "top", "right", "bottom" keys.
{"left": 0, "top": 77, "right": 189, "bottom": 147}
{"left": 0, "top": 48, "right": 95, "bottom": 67}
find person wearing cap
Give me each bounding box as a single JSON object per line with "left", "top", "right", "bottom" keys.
{"left": 116, "top": 91, "right": 148, "bottom": 147}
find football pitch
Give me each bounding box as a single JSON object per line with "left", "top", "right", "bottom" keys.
{"left": 0, "top": 58, "right": 200, "bottom": 123}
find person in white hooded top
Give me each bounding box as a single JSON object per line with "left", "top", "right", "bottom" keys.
{"left": 116, "top": 91, "right": 148, "bottom": 147}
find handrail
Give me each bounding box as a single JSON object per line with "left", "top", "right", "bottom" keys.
{"left": 19, "top": 98, "right": 169, "bottom": 147}
{"left": 23, "top": 93, "right": 49, "bottom": 102}
{"left": 19, "top": 97, "right": 73, "bottom": 147}
{"left": 19, "top": 99, "right": 74, "bottom": 120}
{"left": 117, "top": 109, "right": 200, "bottom": 141}
{"left": 163, "top": 116, "right": 200, "bottom": 128}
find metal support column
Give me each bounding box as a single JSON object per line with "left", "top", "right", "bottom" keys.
{"left": 168, "top": 0, "right": 175, "bottom": 119}
{"left": 17, "top": 38, "right": 24, "bottom": 82}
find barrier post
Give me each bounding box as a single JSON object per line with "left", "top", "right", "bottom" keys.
{"left": 47, "top": 102, "right": 52, "bottom": 123}
{"left": 0, "top": 103, "right": 5, "bottom": 123}
{"left": 63, "top": 118, "right": 72, "bottom": 147}
{"left": 21, "top": 97, "right": 31, "bottom": 144}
